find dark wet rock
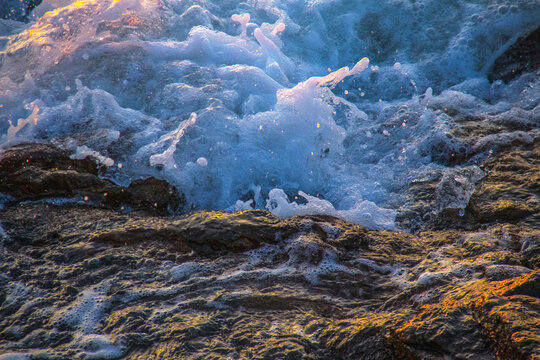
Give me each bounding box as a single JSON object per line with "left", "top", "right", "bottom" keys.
{"left": 90, "top": 209, "right": 286, "bottom": 256}
{"left": 126, "top": 177, "right": 184, "bottom": 215}
{"left": 469, "top": 144, "right": 540, "bottom": 228}
{"left": 392, "top": 271, "right": 540, "bottom": 360}
{"left": 484, "top": 264, "right": 531, "bottom": 281}
{"left": 0, "top": 143, "right": 185, "bottom": 215}
{"left": 0, "top": 197, "right": 539, "bottom": 359}
{"left": 488, "top": 26, "right": 540, "bottom": 83}
{"left": 398, "top": 139, "right": 539, "bottom": 232}
{"left": 0, "top": 142, "right": 98, "bottom": 175}
{"left": 422, "top": 109, "right": 538, "bottom": 168}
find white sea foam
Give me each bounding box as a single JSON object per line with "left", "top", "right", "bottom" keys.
{"left": 71, "top": 145, "right": 115, "bottom": 167}
{"left": 75, "top": 334, "right": 123, "bottom": 359}
{"left": 0, "top": 222, "right": 6, "bottom": 241}
{"left": 169, "top": 261, "right": 211, "bottom": 281}
{"left": 0, "top": 353, "right": 31, "bottom": 360}
{"left": 1, "top": 0, "right": 539, "bottom": 228}
{"left": 51, "top": 283, "right": 111, "bottom": 333}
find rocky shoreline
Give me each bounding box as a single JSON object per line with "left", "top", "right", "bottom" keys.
{"left": 0, "top": 141, "right": 538, "bottom": 359}
{"left": 1, "top": 0, "right": 540, "bottom": 357}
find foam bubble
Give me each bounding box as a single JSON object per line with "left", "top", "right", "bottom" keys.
{"left": 51, "top": 285, "right": 110, "bottom": 333}
{"left": 196, "top": 157, "right": 208, "bottom": 166}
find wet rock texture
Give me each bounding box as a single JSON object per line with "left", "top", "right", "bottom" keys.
{"left": 0, "top": 143, "right": 185, "bottom": 215}
{"left": 397, "top": 138, "right": 540, "bottom": 232}
{"left": 0, "top": 142, "right": 539, "bottom": 359}
{"left": 488, "top": 26, "right": 540, "bottom": 83}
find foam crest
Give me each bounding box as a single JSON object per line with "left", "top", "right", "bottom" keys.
{"left": 71, "top": 145, "right": 115, "bottom": 167}
{"left": 307, "top": 58, "right": 369, "bottom": 88}
{"left": 266, "top": 189, "right": 396, "bottom": 230}
{"left": 149, "top": 112, "right": 197, "bottom": 170}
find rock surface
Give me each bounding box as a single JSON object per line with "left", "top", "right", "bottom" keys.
{"left": 397, "top": 135, "right": 539, "bottom": 232}
{"left": 488, "top": 26, "right": 540, "bottom": 83}
{"left": 0, "top": 143, "right": 185, "bottom": 215}
{"left": 469, "top": 145, "right": 540, "bottom": 229}
{"left": 0, "top": 143, "right": 539, "bottom": 359}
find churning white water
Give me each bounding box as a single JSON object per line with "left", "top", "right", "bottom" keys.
{"left": 1, "top": 0, "right": 538, "bottom": 229}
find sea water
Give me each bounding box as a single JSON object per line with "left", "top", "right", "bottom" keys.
{"left": 0, "top": 0, "right": 539, "bottom": 229}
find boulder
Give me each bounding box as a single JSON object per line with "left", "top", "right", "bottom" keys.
{"left": 0, "top": 143, "right": 185, "bottom": 215}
